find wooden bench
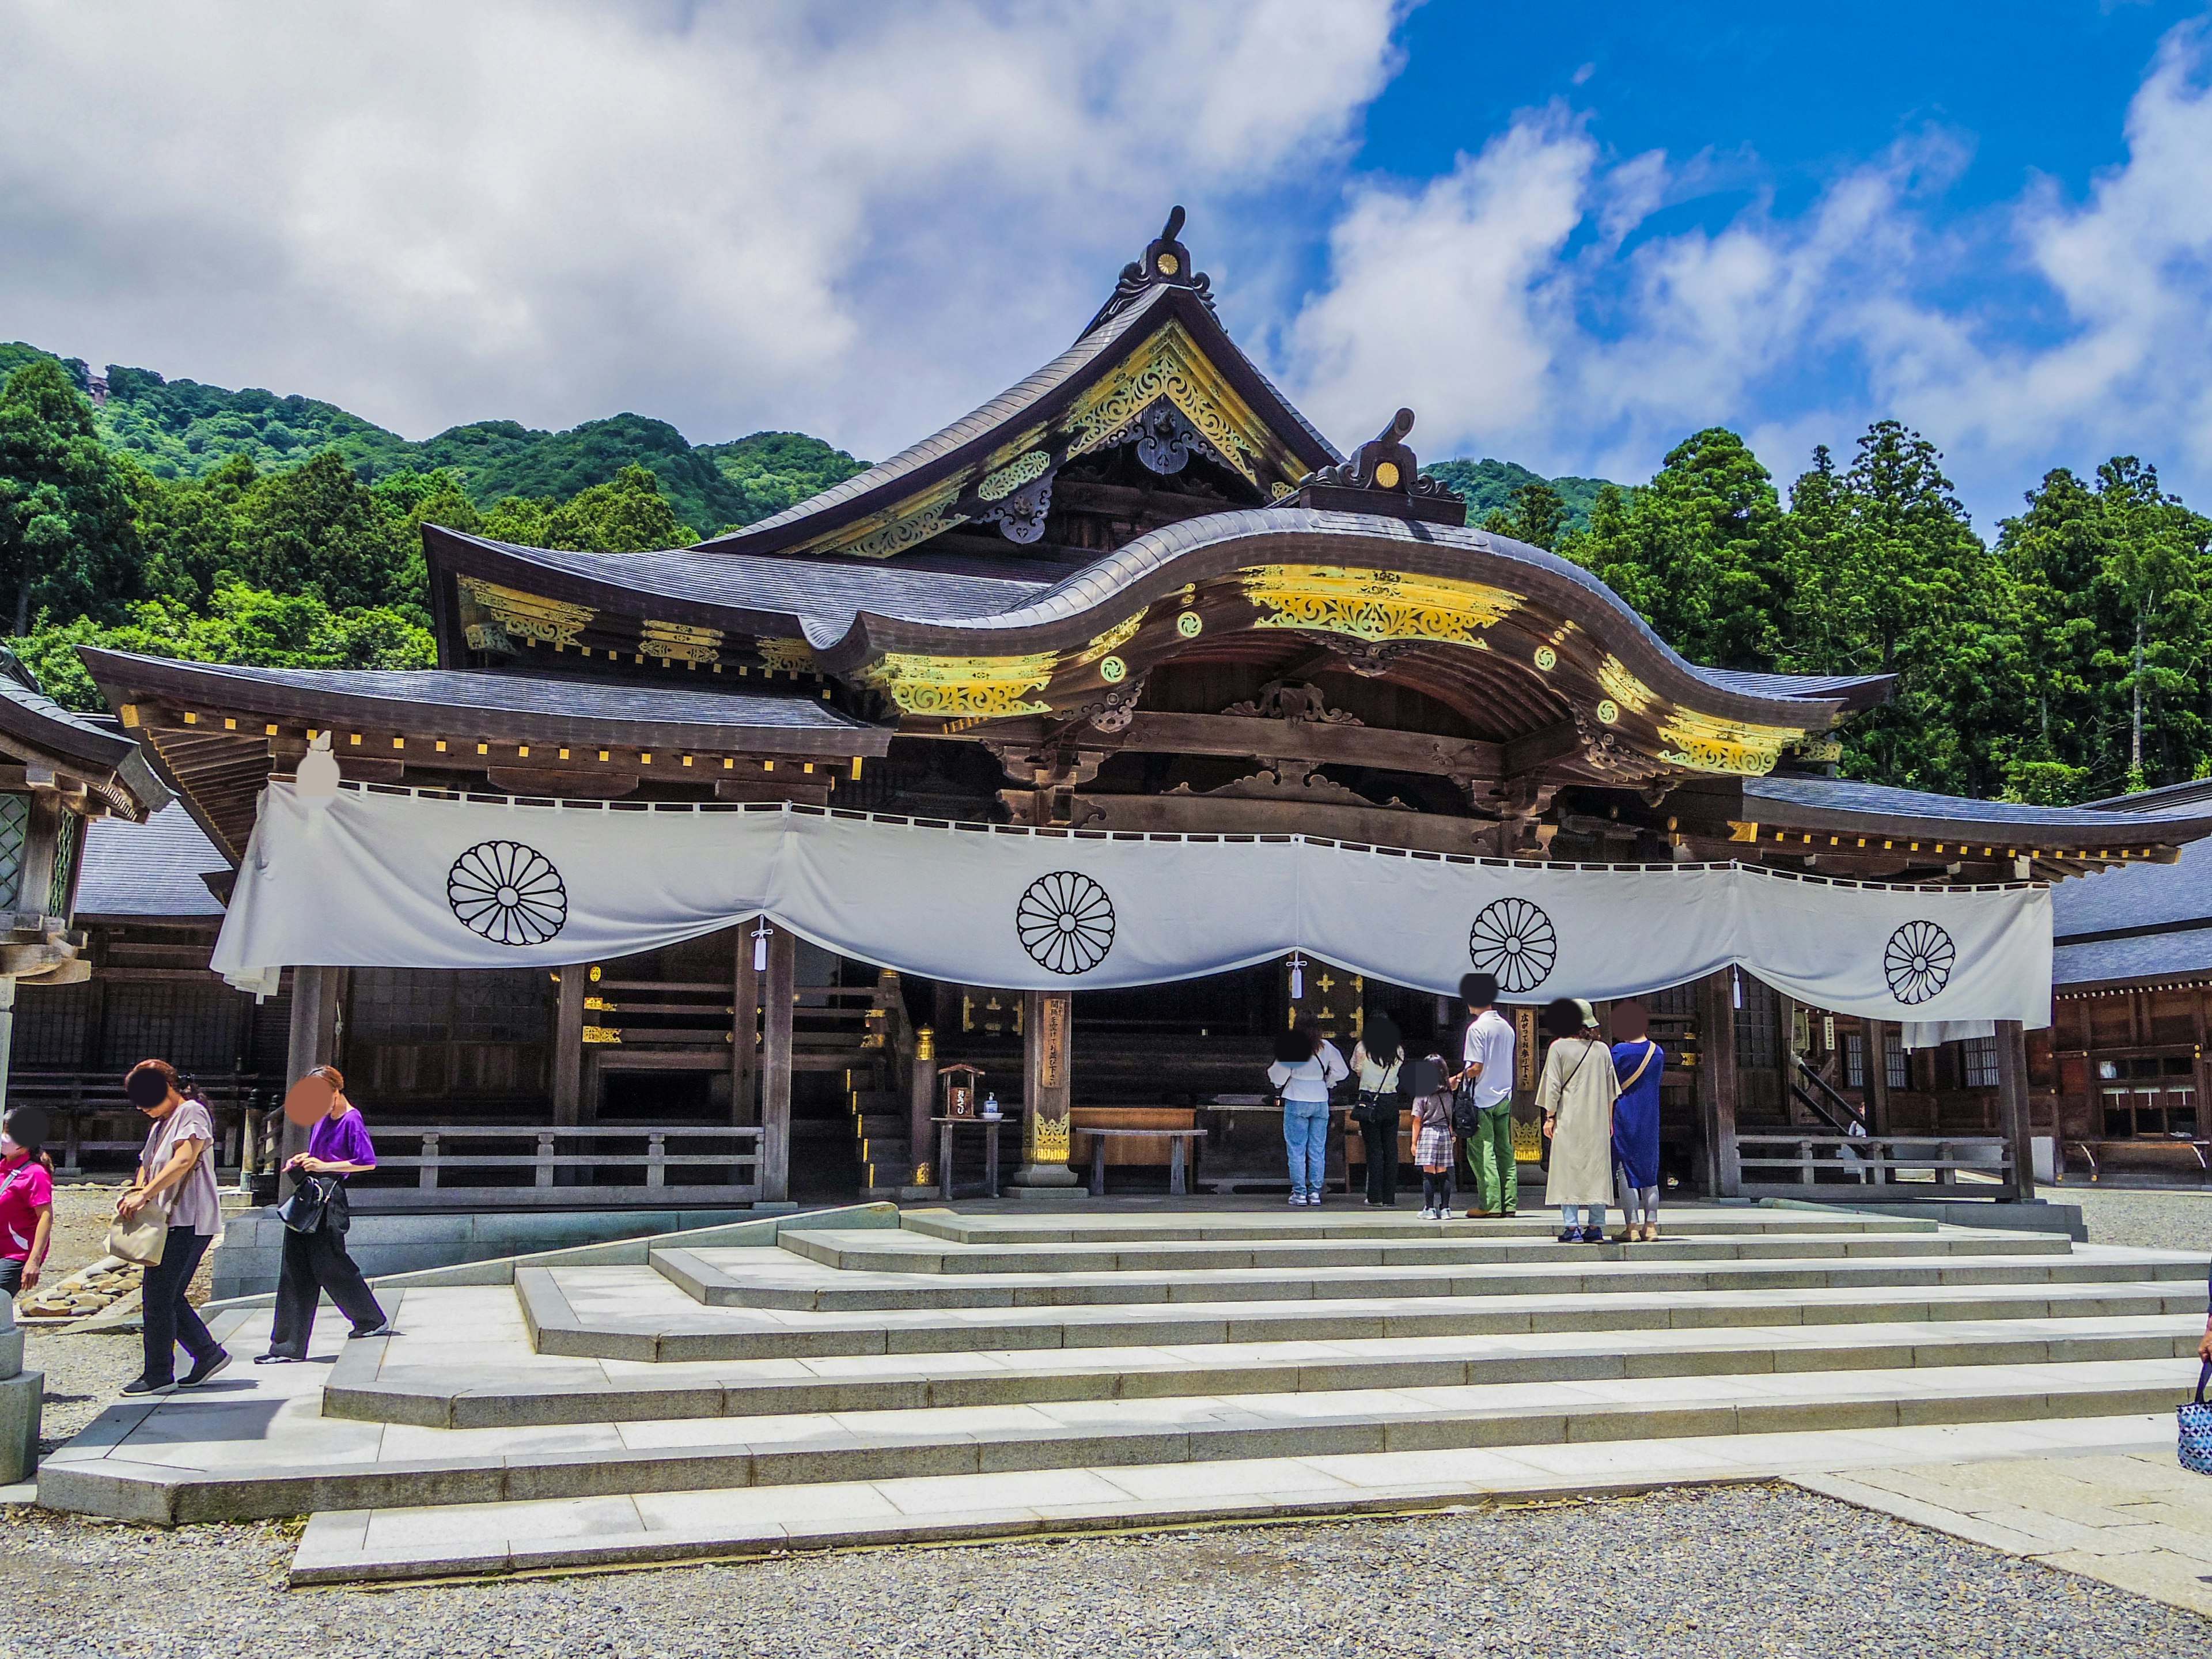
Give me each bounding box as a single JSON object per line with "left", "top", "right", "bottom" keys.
{"left": 1070, "top": 1108, "right": 1198, "bottom": 1169}
{"left": 1080, "top": 1128, "right": 1206, "bottom": 1196}
{"left": 2068, "top": 1138, "right": 2211, "bottom": 1184}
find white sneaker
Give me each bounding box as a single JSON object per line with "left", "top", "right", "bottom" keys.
{"left": 1287, "top": 1193, "right": 1305, "bottom": 1207}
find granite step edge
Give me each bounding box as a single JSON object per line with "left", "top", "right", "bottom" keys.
{"left": 324, "top": 1322, "right": 2209, "bottom": 1429}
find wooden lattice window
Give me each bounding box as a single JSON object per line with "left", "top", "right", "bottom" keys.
{"left": 0, "top": 794, "right": 27, "bottom": 911}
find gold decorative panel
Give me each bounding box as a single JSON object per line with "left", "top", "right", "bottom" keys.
{"left": 1065, "top": 320, "right": 1289, "bottom": 488}
{"left": 854, "top": 650, "right": 1058, "bottom": 718}
{"left": 796, "top": 476, "right": 967, "bottom": 562}
{"left": 757, "top": 638, "right": 818, "bottom": 673}
{"left": 1656, "top": 709, "right": 1804, "bottom": 777}
{"left": 641, "top": 619, "right": 723, "bottom": 666}
{"left": 1032, "top": 1113, "right": 1071, "bottom": 1161}
{"left": 457, "top": 578, "right": 595, "bottom": 650}
{"left": 979, "top": 449, "right": 1052, "bottom": 501}
{"left": 1241, "top": 565, "right": 1522, "bottom": 647}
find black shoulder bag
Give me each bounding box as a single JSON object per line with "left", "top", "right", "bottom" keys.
{"left": 276, "top": 1173, "right": 350, "bottom": 1236}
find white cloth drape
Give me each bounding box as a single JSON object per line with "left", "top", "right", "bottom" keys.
{"left": 212, "top": 784, "right": 2054, "bottom": 1027}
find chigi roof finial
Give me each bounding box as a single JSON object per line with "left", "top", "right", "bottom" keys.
{"left": 1287, "top": 408, "right": 1467, "bottom": 527}
{"left": 1080, "top": 204, "right": 1217, "bottom": 338}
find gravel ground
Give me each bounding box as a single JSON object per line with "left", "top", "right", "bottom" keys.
{"left": 1, "top": 1483, "right": 2202, "bottom": 1658}
{"left": 2063, "top": 1184, "right": 2212, "bottom": 1255}
{"left": 20, "top": 1330, "right": 143, "bottom": 1457}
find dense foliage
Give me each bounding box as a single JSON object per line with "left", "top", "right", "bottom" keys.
{"left": 0, "top": 343, "right": 868, "bottom": 540}
{"left": 3, "top": 343, "right": 2207, "bottom": 804}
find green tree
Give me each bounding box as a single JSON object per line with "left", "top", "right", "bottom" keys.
{"left": 1560, "top": 428, "right": 1785, "bottom": 670}
{"left": 1782, "top": 421, "right": 2024, "bottom": 797}
{"left": 16, "top": 582, "right": 434, "bottom": 711}
{"left": 0, "top": 358, "right": 146, "bottom": 634}
{"left": 229, "top": 450, "right": 412, "bottom": 610}
{"left": 1480, "top": 480, "right": 1569, "bottom": 551}
{"left": 482, "top": 464, "right": 694, "bottom": 552}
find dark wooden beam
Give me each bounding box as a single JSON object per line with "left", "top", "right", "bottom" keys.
{"left": 1502, "top": 719, "right": 1582, "bottom": 779}
{"left": 1996, "top": 1018, "right": 2035, "bottom": 1202}
{"left": 760, "top": 925, "right": 795, "bottom": 1203}
{"left": 980, "top": 711, "right": 1501, "bottom": 779}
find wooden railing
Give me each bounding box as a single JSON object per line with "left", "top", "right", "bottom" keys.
{"left": 7, "top": 1070, "right": 272, "bottom": 1173}
{"left": 341, "top": 1123, "right": 764, "bottom": 1209}
{"left": 1736, "top": 1132, "right": 2016, "bottom": 1200}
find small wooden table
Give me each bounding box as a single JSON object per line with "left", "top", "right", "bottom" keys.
{"left": 934, "top": 1116, "right": 1007, "bottom": 1200}
{"left": 1081, "top": 1127, "right": 1207, "bottom": 1198}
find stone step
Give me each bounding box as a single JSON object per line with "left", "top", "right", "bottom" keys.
{"left": 774, "top": 1225, "right": 2071, "bottom": 1277}
{"left": 519, "top": 1262, "right": 2209, "bottom": 1363}
{"left": 326, "top": 1313, "right": 2206, "bottom": 1430}
{"left": 287, "top": 1411, "right": 2175, "bottom": 1584}
{"left": 894, "top": 1209, "right": 1945, "bottom": 1245}
{"left": 646, "top": 1243, "right": 2184, "bottom": 1315}
{"left": 37, "top": 1352, "right": 2196, "bottom": 1527}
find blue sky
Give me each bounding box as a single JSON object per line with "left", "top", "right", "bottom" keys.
{"left": 4, "top": 2, "right": 2211, "bottom": 528}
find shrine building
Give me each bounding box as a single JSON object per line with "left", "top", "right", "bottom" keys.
{"left": 41, "top": 210, "right": 2212, "bottom": 1214}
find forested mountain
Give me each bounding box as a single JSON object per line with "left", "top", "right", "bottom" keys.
{"left": 1422, "top": 457, "right": 1613, "bottom": 534}
{"left": 0, "top": 343, "right": 865, "bottom": 540}
{"left": 2, "top": 342, "right": 2206, "bottom": 805}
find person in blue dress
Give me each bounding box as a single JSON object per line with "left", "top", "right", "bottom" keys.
{"left": 1609, "top": 1002, "right": 1665, "bottom": 1242}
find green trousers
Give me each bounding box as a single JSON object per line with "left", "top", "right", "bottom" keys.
{"left": 1463, "top": 1105, "right": 1518, "bottom": 1214}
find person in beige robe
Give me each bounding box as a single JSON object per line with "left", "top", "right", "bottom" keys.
{"left": 1537, "top": 997, "right": 1620, "bottom": 1243}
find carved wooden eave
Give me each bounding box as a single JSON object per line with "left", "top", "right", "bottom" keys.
{"left": 806, "top": 512, "right": 1873, "bottom": 786}
{"left": 78, "top": 650, "right": 896, "bottom": 862}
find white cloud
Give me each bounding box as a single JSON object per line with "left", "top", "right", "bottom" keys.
{"left": 1286, "top": 18, "right": 2212, "bottom": 521}
{"left": 0, "top": 0, "right": 1401, "bottom": 457}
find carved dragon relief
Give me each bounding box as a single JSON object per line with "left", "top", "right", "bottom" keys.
{"left": 1221, "top": 679, "right": 1363, "bottom": 726}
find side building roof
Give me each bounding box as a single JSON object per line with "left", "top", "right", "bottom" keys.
{"left": 75, "top": 802, "right": 230, "bottom": 921}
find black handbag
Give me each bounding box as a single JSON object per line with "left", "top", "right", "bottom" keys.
{"left": 1449, "top": 1082, "right": 1487, "bottom": 1138}
{"left": 277, "top": 1173, "right": 350, "bottom": 1236}
{"left": 1351, "top": 1089, "right": 1403, "bottom": 1127}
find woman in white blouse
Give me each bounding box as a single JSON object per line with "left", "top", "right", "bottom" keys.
{"left": 1268, "top": 1021, "right": 1349, "bottom": 1207}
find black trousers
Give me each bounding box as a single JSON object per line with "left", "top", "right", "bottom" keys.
{"left": 1359, "top": 1113, "right": 1400, "bottom": 1205}
{"left": 266, "top": 1221, "right": 387, "bottom": 1358}
{"left": 142, "top": 1226, "right": 221, "bottom": 1385}
{"left": 0, "top": 1257, "right": 22, "bottom": 1297}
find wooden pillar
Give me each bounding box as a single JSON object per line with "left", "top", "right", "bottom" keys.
{"left": 1995, "top": 1018, "right": 2035, "bottom": 1202}
{"left": 732, "top": 926, "right": 760, "bottom": 1126}
{"left": 760, "top": 925, "right": 794, "bottom": 1202}
{"left": 910, "top": 1026, "right": 938, "bottom": 1188}
{"left": 1696, "top": 969, "right": 1741, "bottom": 1198}
{"left": 280, "top": 965, "right": 344, "bottom": 1199}
{"left": 1011, "top": 989, "right": 1077, "bottom": 1187}
{"left": 552, "top": 967, "right": 586, "bottom": 1126}
{"left": 1863, "top": 1019, "right": 1892, "bottom": 1137}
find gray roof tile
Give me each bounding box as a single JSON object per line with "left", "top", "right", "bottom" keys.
{"left": 1745, "top": 774, "right": 2184, "bottom": 829}
{"left": 75, "top": 804, "right": 228, "bottom": 919}
{"left": 2054, "top": 927, "right": 2212, "bottom": 986}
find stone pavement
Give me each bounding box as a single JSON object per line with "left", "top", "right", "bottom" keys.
{"left": 1798, "top": 1451, "right": 2212, "bottom": 1618}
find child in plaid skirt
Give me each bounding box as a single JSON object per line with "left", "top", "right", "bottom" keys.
{"left": 1412, "top": 1068, "right": 1454, "bottom": 1219}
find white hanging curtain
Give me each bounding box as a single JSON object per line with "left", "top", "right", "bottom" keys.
{"left": 213, "top": 783, "right": 2053, "bottom": 1027}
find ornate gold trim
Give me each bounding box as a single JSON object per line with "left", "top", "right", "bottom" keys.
{"left": 1070, "top": 609, "right": 1145, "bottom": 668}
{"left": 979, "top": 449, "right": 1052, "bottom": 501}
{"left": 1596, "top": 655, "right": 1658, "bottom": 717}
{"left": 1065, "top": 319, "right": 1293, "bottom": 488}
{"left": 853, "top": 649, "right": 1058, "bottom": 718}
{"left": 1032, "top": 1113, "right": 1071, "bottom": 1161}
{"left": 641, "top": 619, "right": 723, "bottom": 666}
{"left": 457, "top": 578, "right": 595, "bottom": 650}
{"left": 1240, "top": 565, "right": 1522, "bottom": 646}
{"left": 756, "top": 638, "right": 818, "bottom": 673}
{"left": 791, "top": 475, "right": 967, "bottom": 562}
{"left": 1656, "top": 709, "right": 1804, "bottom": 777}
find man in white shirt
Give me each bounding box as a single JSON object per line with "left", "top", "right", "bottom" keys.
{"left": 1451, "top": 971, "right": 1517, "bottom": 1217}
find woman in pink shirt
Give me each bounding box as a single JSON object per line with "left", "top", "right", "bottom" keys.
{"left": 0, "top": 1107, "right": 54, "bottom": 1299}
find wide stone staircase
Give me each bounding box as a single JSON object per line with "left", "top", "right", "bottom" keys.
{"left": 36, "top": 1203, "right": 2205, "bottom": 1584}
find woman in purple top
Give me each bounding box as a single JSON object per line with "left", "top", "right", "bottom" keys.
{"left": 257, "top": 1065, "right": 389, "bottom": 1363}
